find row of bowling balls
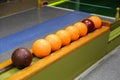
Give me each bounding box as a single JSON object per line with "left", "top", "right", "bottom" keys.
{"left": 11, "top": 15, "right": 102, "bottom": 69}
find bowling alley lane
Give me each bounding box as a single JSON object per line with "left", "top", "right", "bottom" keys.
{"left": 0, "top": 1, "right": 120, "bottom": 80}
{"left": 0, "top": 6, "right": 72, "bottom": 62}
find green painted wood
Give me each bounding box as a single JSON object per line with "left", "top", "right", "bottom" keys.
{"left": 110, "top": 20, "right": 120, "bottom": 31}
{"left": 0, "top": 68, "right": 19, "bottom": 80}
{"left": 107, "top": 36, "right": 120, "bottom": 52}
{"left": 27, "top": 31, "right": 109, "bottom": 80}
{"left": 109, "top": 26, "right": 120, "bottom": 41}
{"left": 107, "top": 21, "right": 120, "bottom": 52}
{"left": 0, "top": 57, "right": 39, "bottom": 80}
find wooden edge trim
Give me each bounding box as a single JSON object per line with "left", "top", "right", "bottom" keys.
{"left": 6, "top": 26, "right": 110, "bottom": 80}
{"left": 102, "top": 20, "right": 111, "bottom": 27}
{"left": 0, "top": 59, "right": 12, "bottom": 69}
{"left": 0, "top": 21, "right": 110, "bottom": 67}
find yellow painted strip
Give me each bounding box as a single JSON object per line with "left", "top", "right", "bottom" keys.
{"left": 0, "top": 59, "right": 12, "bottom": 69}
{"left": 48, "top": 0, "right": 68, "bottom": 6}
{"left": 37, "top": 0, "right": 41, "bottom": 8}
{"left": 6, "top": 26, "right": 110, "bottom": 80}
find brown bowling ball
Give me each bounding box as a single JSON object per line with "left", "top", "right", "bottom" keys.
{"left": 11, "top": 47, "right": 33, "bottom": 69}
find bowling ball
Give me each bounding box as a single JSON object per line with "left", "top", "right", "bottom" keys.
{"left": 73, "top": 22, "right": 88, "bottom": 36}
{"left": 89, "top": 15, "right": 102, "bottom": 29}
{"left": 32, "top": 39, "right": 51, "bottom": 58}
{"left": 11, "top": 47, "right": 33, "bottom": 69}
{"left": 45, "top": 34, "right": 62, "bottom": 52}
{"left": 65, "top": 26, "right": 79, "bottom": 41}
{"left": 56, "top": 30, "right": 71, "bottom": 46}
{"left": 82, "top": 19, "right": 95, "bottom": 33}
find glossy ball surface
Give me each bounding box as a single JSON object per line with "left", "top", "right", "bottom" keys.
{"left": 82, "top": 19, "right": 95, "bottom": 33}
{"left": 12, "top": 48, "right": 33, "bottom": 69}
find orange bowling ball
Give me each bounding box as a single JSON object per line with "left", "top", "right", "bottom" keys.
{"left": 65, "top": 25, "right": 80, "bottom": 41}
{"left": 29, "top": 49, "right": 33, "bottom": 54}
{"left": 88, "top": 15, "right": 102, "bottom": 29}
{"left": 56, "top": 30, "right": 71, "bottom": 46}
{"left": 45, "top": 34, "right": 62, "bottom": 51}
{"left": 74, "top": 22, "right": 88, "bottom": 36}
{"left": 32, "top": 39, "right": 51, "bottom": 58}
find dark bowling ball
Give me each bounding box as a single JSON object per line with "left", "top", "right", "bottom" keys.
{"left": 11, "top": 47, "right": 33, "bottom": 69}
{"left": 82, "top": 19, "right": 95, "bottom": 33}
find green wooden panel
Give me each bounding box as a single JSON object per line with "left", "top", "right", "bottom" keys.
{"left": 27, "top": 31, "right": 109, "bottom": 80}
{"left": 110, "top": 20, "right": 120, "bottom": 31}
{"left": 108, "top": 25, "right": 120, "bottom": 52}
{"left": 109, "top": 26, "right": 120, "bottom": 41}
{"left": 107, "top": 36, "right": 120, "bottom": 52}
